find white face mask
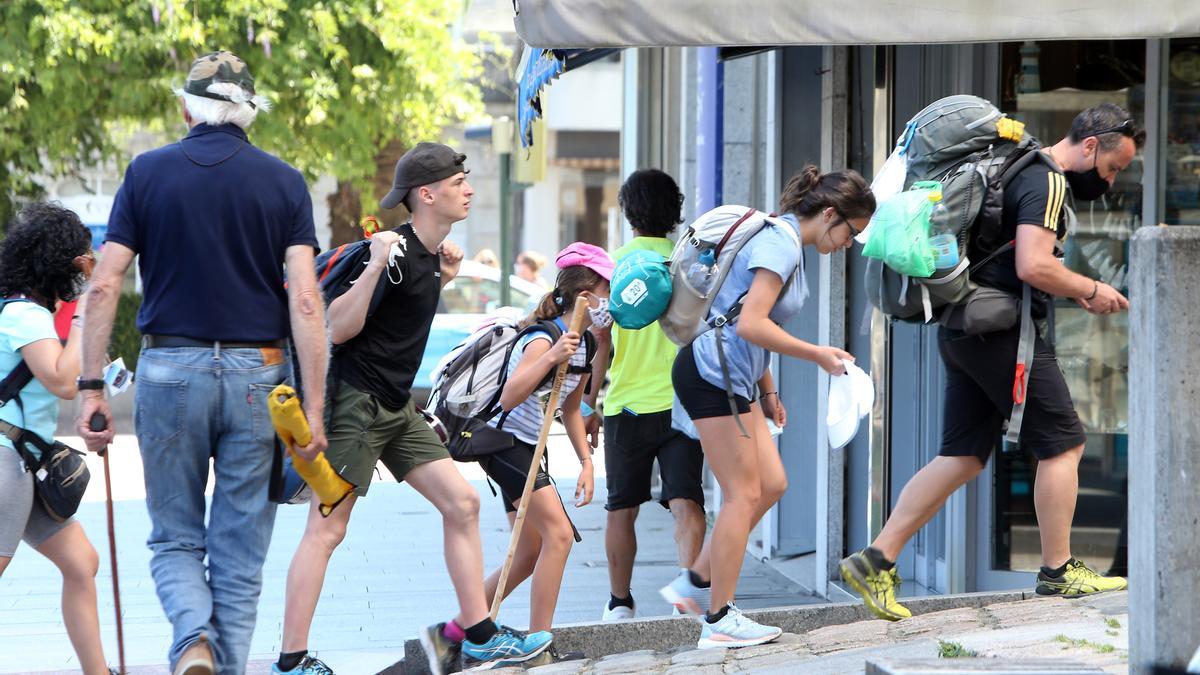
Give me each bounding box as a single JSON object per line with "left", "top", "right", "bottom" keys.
{"left": 588, "top": 296, "right": 613, "bottom": 329}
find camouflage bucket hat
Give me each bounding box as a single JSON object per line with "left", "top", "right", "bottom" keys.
{"left": 184, "top": 51, "right": 257, "bottom": 105}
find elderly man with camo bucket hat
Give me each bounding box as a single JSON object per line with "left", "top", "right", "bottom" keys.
{"left": 78, "top": 50, "right": 328, "bottom": 675}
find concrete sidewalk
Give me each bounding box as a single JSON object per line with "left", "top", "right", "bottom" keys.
{"left": 416, "top": 591, "right": 1128, "bottom": 675}
{"left": 1, "top": 432, "right": 816, "bottom": 674}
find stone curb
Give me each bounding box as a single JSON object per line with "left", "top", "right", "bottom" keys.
{"left": 386, "top": 589, "right": 1032, "bottom": 674}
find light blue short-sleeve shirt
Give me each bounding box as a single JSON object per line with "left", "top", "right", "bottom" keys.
{"left": 0, "top": 300, "right": 61, "bottom": 459}
{"left": 690, "top": 214, "right": 808, "bottom": 401}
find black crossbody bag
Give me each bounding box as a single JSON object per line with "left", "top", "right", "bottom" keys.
{"left": 0, "top": 298, "right": 90, "bottom": 521}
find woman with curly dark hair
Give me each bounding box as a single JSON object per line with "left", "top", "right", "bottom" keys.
{"left": 0, "top": 202, "right": 115, "bottom": 674}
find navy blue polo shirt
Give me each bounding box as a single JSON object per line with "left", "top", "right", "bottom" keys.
{"left": 106, "top": 123, "right": 318, "bottom": 341}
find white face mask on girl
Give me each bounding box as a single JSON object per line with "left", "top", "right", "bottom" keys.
{"left": 589, "top": 296, "right": 613, "bottom": 329}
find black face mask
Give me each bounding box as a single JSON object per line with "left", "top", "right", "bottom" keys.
{"left": 1063, "top": 151, "right": 1111, "bottom": 202}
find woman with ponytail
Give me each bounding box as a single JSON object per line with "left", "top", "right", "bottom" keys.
{"left": 441, "top": 242, "right": 614, "bottom": 660}
{"left": 660, "top": 165, "right": 876, "bottom": 649}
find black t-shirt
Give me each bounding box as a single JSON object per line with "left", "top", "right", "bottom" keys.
{"left": 970, "top": 155, "right": 1071, "bottom": 318}
{"left": 335, "top": 224, "right": 441, "bottom": 410}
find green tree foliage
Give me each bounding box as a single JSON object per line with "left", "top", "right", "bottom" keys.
{"left": 0, "top": 0, "right": 483, "bottom": 227}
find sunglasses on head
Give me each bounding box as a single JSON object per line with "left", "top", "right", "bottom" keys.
{"left": 1090, "top": 118, "right": 1135, "bottom": 138}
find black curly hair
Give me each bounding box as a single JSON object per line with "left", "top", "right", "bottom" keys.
{"left": 618, "top": 169, "right": 684, "bottom": 237}
{"left": 0, "top": 202, "right": 93, "bottom": 308}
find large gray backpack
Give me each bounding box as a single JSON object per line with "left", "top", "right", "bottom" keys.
{"left": 867, "top": 94, "right": 1067, "bottom": 445}
{"left": 865, "top": 95, "right": 1042, "bottom": 324}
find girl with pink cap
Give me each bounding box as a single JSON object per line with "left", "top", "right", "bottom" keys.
{"left": 439, "top": 242, "right": 613, "bottom": 665}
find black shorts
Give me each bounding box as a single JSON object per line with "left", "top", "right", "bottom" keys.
{"left": 938, "top": 326, "right": 1086, "bottom": 462}
{"left": 477, "top": 439, "right": 552, "bottom": 513}
{"left": 673, "top": 343, "right": 752, "bottom": 420}
{"left": 603, "top": 409, "right": 705, "bottom": 512}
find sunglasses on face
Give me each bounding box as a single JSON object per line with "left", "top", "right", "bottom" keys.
{"left": 831, "top": 210, "right": 863, "bottom": 236}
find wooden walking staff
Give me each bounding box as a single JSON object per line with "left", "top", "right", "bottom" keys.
{"left": 490, "top": 295, "right": 588, "bottom": 620}
{"left": 90, "top": 412, "right": 126, "bottom": 674}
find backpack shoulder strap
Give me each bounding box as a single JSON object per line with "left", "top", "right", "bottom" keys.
{"left": 0, "top": 298, "right": 36, "bottom": 411}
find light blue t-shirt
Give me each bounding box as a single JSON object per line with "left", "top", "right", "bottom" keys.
{"left": 0, "top": 300, "right": 61, "bottom": 459}
{"left": 489, "top": 318, "right": 588, "bottom": 445}
{"left": 691, "top": 214, "right": 808, "bottom": 400}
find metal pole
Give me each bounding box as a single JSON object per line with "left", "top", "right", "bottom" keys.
{"left": 499, "top": 151, "right": 512, "bottom": 308}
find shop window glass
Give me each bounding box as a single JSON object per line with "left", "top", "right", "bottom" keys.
{"left": 993, "top": 40, "right": 1142, "bottom": 574}
{"left": 1166, "top": 38, "right": 1200, "bottom": 225}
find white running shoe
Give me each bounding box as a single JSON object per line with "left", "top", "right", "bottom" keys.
{"left": 601, "top": 598, "right": 636, "bottom": 621}
{"left": 659, "top": 568, "right": 710, "bottom": 616}
{"left": 697, "top": 603, "right": 782, "bottom": 650}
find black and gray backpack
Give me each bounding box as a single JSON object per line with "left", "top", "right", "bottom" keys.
{"left": 866, "top": 94, "right": 1066, "bottom": 444}
{"left": 865, "top": 94, "right": 1046, "bottom": 325}
{"left": 427, "top": 316, "right": 595, "bottom": 460}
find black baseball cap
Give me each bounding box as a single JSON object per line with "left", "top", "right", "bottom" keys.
{"left": 380, "top": 142, "right": 469, "bottom": 210}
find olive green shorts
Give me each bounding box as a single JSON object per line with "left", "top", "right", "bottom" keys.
{"left": 324, "top": 381, "right": 449, "bottom": 496}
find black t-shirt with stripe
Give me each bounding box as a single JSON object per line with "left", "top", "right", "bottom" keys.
{"left": 971, "top": 157, "right": 1070, "bottom": 318}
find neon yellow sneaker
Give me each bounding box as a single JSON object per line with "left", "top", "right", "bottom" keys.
{"left": 839, "top": 549, "right": 912, "bottom": 621}
{"left": 1035, "top": 559, "right": 1127, "bottom": 597}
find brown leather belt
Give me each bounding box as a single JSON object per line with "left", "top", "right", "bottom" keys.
{"left": 143, "top": 335, "right": 288, "bottom": 350}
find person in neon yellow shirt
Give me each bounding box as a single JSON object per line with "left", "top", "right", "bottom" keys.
{"left": 599, "top": 170, "right": 707, "bottom": 621}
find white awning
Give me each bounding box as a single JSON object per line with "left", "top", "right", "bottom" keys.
{"left": 514, "top": 0, "right": 1200, "bottom": 48}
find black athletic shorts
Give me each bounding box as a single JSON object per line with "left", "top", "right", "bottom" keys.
{"left": 477, "top": 438, "right": 553, "bottom": 513}
{"left": 673, "top": 343, "right": 752, "bottom": 420}
{"left": 938, "top": 326, "right": 1086, "bottom": 462}
{"left": 602, "top": 409, "right": 705, "bottom": 512}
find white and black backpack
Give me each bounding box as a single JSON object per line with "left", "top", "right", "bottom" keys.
{"left": 427, "top": 316, "right": 595, "bottom": 460}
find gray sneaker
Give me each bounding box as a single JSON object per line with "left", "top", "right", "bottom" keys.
{"left": 659, "top": 568, "right": 710, "bottom": 616}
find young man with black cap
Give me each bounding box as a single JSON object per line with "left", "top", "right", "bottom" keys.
{"left": 275, "top": 143, "right": 552, "bottom": 675}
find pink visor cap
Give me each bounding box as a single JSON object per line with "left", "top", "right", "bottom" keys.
{"left": 555, "top": 242, "right": 614, "bottom": 280}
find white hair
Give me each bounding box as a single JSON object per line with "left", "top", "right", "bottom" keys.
{"left": 175, "top": 82, "right": 270, "bottom": 130}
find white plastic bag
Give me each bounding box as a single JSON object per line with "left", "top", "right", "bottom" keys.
{"left": 856, "top": 147, "right": 908, "bottom": 244}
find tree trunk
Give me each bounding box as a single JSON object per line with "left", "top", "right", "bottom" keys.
{"left": 325, "top": 139, "right": 411, "bottom": 248}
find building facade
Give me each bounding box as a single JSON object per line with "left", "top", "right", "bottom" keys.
{"left": 618, "top": 37, "right": 1200, "bottom": 599}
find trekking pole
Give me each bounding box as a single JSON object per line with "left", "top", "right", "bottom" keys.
{"left": 90, "top": 412, "right": 126, "bottom": 675}
{"left": 490, "top": 296, "right": 588, "bottom": 620}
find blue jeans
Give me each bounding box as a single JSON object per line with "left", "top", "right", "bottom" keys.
{"left": 135, "top": 345, "right": 288, "bottom": 674}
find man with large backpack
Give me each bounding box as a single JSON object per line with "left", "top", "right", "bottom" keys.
{"left": 841, "top": 103, "right": 1143, "bottom": 621}
{"left": 273, "top": 143, "right": 551, "bottom": 675}
{"left": 599, "top": 169, "right": 707, "bottom": 621}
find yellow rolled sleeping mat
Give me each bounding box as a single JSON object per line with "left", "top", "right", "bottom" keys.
{"left": 268, "top": 384, "right": 354, "bottom": 517}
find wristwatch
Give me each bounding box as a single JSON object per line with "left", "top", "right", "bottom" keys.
{"left": 76, "top": 377, "right": 106, "bottom": 391}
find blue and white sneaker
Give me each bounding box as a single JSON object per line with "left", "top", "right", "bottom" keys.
{"left": 659, "top": 568, "right": 710, "bottom": 616}
{"left": 271, "top": 654, "right": 334, "bottom": 675}
{"left": 460, "top": 625, "right": 553, "bottom": 671}
{"left": 697, "top": 603, "right": 782, "bottom": 650}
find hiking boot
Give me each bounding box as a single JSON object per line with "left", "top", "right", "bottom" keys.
{"left": 659, "top": 568, "right": 710, "bottom": 616}
{"left": 460, "top": 625, "right": 552, "bottom": 671}
{"left": 174, "top": 635, "right": 214, "bottom": 675}
{"left": 523, "top": 644, "right": 586, "bottom": 668}
{"left": 697, "top": 603, "right": 782, "bottom": 649}
{"left": 839, "top": 549, "right": 911, "bottom": 621}
{"left": 271, "top": 654, "right": 334, "bottom": 675}
{"left": 418, "top": 622, "right": 462, "bottom": 675}
{"left": 601, "top": 597, "right": 635, "bottom": 621}
{"left": 1035, "top": 559, "right": 1127, "bottom": 597}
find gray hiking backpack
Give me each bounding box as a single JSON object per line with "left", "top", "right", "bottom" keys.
{"left": 427, "top": 316, "right": 595, "bottom": 460}
{"left": 865, "top": 95, "right": 1043, "bottom": 325}
{"left": 660, "top": 206, "right": 803, "bottom": 436}
{"left": 866, "top": 94, "right": 1061, "bottom": 444}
